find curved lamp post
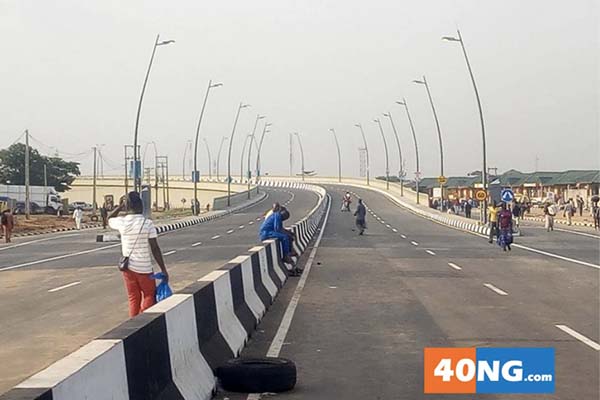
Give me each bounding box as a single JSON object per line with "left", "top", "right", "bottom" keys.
{"left": 133, "top": 35, "right": 174, "bottom": 192}
{"left": 226, "top": 102, "right": 250, "bottom": 206}
{"left": 256, "top": 122, "right": 272, "bottom": 189}
{"left": 202, "top": 138, "right": 212, "bottom": 179}
{"left": 240, "top": 134, "right": 251, "bottom": 182}
{"left": 414, "top": 75, "right": 444, "bottom": 203}
{"left": 382, "top": 112, "right": 404, "bottom": 196}
{"left": 373, "top": 118, "right": 390, "bottom": 190}
{"left": 443, "top": 29, "right": 487, "bottom": 222}
{"left": 215, "top": 136, "right": 228, "bottom": 181}
{"left": 354, "top": 123, "right": 370, "bottom": 186}
{"left": 182, "top": 140, "right": 192, "bottom": 180}
{"left": 247, "top": 115, "right": 265, "bottom": 197}
{"left": 396, "top": 99, "right": 421, "bottom": 204}
{"left": 293, "top": 132, "right": 305, "bottom": 182}
{"left": 192, "top": 80, "right": 222, "bottom": 215}
{"left": 329, "top": 128, "right": 342, "bottom": 183}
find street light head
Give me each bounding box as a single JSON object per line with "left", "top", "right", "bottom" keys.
{"left": 373, "top": 118, "right": 379, "bottom": 123}
{"left": 442, "top": 36, "right": 460, "bottom": 42}
{"left": 396, "top": 101, "right": 406, "bottom": 106}
{"left": 354, "top": 123, "right": 361, "bottom": 128}
{"left": 241, "top": 103, "right": 251, "bottom": 108}
{"left": 383, "top": 113, "right": 390, "bottom": 117}
{"left": 413, "top": 80, "right": 425, "bottom": 85}
{"left": 258, "top": 115, "right": 266, "bottom": 120}
{"left": 157, "top": 39, "right": 175, "bottom": 46}
{"left": 211, "top": 82, "right": 223, "bottom": 88}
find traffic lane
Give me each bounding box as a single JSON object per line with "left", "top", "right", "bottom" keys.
{"left": 347, "top": 186, "right": 599, "bottom": 340}
{"left": 0, "top": 188, "right": 317, "bottom": 392}
{"left": 274, "top": 189, "right": 596, "bottom": 399}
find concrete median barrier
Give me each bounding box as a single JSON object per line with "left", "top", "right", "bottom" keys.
{"left": 0, "top": 183, "right": 327, "bottom": 400}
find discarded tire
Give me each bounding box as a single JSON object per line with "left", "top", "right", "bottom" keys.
{"left": 217, "top": 357, "right": 297, "bottom": 393}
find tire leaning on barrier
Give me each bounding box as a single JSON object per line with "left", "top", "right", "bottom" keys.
{"left": 216, "top": 357, "right": 297, "bottom": 393}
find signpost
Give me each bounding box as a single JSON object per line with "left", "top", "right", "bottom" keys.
{"left": 437, "top": 175, "right": 447, "bottom": 185}
{"left": 501, "top": 188, "right": 515, "bottom": 203}
{"left": 475, "top": 189, "right": 487, "bottom": 201}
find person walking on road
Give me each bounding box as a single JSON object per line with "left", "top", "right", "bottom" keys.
{"left": 260, "top": 203, "right": 295, "bottom": 265}
{"left": 464, "top": 199, "right": 472, "bottom": 219}
{"left": 563, "top": 199, "right": 575, "bottom": 226}
{"left": 576, "top": 196, "right": 584, "bottom": 217}
{"left": 511, "top": 202, "right": 521, "bottom": 228}
{"left": 1, "top": 208, "right": 14, "bottom": 243}
{"left": 497, "top": 203, "right": 513, "bottom": 251}
{"left": 100, "top": 204, "right": 108, "bottom": 229}
{"left": 487, "top": 201, "right": 500, "bottom": 243}
{"left": 543, "top": 202, "right": 556, "bottom": 232}
{"left": 109, "top": 191, "right": 169, "bottom": 317}
{"left": 592, "top": 202, "right": 600, "bottom": 230}
{"left": 354, "top": 198, "right": 367, "bottom": 235}
{"left": 73, "top": 207, "right": 83, "bottom": 230}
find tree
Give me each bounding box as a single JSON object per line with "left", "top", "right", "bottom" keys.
{"left": 0, "top": 143, "right": 80, "bottom": 192}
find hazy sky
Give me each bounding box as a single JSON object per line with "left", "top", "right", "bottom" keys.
{"left": 1, "top": 0, "right": 598, "bottom": 180}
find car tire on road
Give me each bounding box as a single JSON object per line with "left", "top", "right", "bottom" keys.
{"left": 216, "top": 357, "right": 297, "bottom": 393}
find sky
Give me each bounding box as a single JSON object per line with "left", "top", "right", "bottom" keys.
{"left": 1, "top": 0, "right": 598, "bottom": 180}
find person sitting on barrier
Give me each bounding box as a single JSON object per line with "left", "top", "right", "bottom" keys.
{"left": 260, "top": 202, "right": 295, "bottom": 265}
{"left": 108, "top": 191, "right": 169, "bottom": 317}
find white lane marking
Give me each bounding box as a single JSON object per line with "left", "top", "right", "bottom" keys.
{"left": 227, "top": 229, "right": 235, "bottom": 234}
{"left": 556, "top": 324, "right": 600, "bottom": 351}
{"left": 48, "top": 281, "right": 81, "bottom": 293}
{"left": 163, "top": 250, "right": 176, "bottom": 256}
{"left": 483, "top": 283, "right": 508, "bottom": 296}
{"left": 392, "top": 228, "right": 398, "bottom": 232}
{"left": 448, "top": 262, "right": 463, "bottom": 271}
{"left": 512, "top": 243, "right": 600, "bottom": 270}
{"left": 211, "top": 235, "right": 221, "bottom": 240}
{"left": 426, "top": 250, "right": 436, "bottom": 256}
{"left": 0, "top": 243, "right": 120, "bottom": 272}
{"left": 552, "top": 228, "right": 600, "bottom": 239}
{"left": 0, "top": 233, "right": 79, "bottom": 252}
{"left": 256, "top": 217, "right": 262, "bottom": 221}
{"left": 192, "top": 242, "right": 202, "bottom": 247}
{"left": 247, "top": 196, "right": 332, "bottom": 400}
{"left": 411, "top": 241, "right": 419, "bottom": 246}
{"left": 249, "top": 221, "right": 254, "bottom": 225}
{"left": 239, "top": 225, "right": 245, "bottom": 229}
{"left": 386, "top": 224, "right": 391, "bottom": 228}
{"left": 401, "top": 234, "right": 407, "bottom": 239}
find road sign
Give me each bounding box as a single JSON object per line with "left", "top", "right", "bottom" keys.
{"left": 475, "top": 189, "right": 487, "bottom": 201}
{"left": 191, "top": 171, "right": 200, "bottom": 183}
{"left": 501, "top": 189, "right": 515, "bottom": 203}
{"left": 437, "top": 175, "right": 447, "bottom": 185}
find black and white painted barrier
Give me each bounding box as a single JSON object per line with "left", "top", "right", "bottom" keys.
{"left": 0, "top": 185, "right": 328, "bottom": 400}
{"left": 96, "top": 191, "right": 268, "bottom": 242}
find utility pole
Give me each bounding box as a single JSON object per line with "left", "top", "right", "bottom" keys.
{"left": 25, "top": 130, "right": 30, "bottom": 219}
{"left": 165, "top": 156, "right": 170, "bottom": 210}
{"left": 43, "top": 164, "right": 48, "bottom": 209}
{"left": 92, "top": 146, "right": 97, "bottom": 211}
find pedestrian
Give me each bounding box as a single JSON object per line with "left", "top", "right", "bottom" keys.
{"left": 576, "top": 196, "right": 584, "bottom": 217}
{"left": 592, "top": 202, "right": 600, "bottom": 230}
{"left": 259, "top": 203, "right": 294, "bottom": 265}
{"left": 497, "top": 203, "right": 513, "bottom": 251}
{"left": 1, "top": 208, "right": 15, "bottom": 243}
{"left": 108, "top": 191, "right": 169, "bottom": 317}
{"left": 464, "top": 199, "right": 472, "bottom": 219}
{"left": 341, "top": 192, "right": 352, "bottom": 212}
{"left": 73, "top": 207, "right": 83, "bottom": 230}
{"left": 512, "top": 202, "right": 521, "bottom": 228}
{"left": 563, "top": 199, "right": 574, "bottom": 226}
{"left": 354, "top": 198, "right": 367, "bottom": 235}
{"left": 487, "top": 201, "right": 500, "bottom": 243}
{"left": 100, "top": 204, "right": 108, "bottom": 229}
{"left": 543, "top": 202, "right": 556, "bottom": 232}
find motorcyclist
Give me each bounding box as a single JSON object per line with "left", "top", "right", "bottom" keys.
{"left": 341, "top": 192, "right": 352, "bottom": 212}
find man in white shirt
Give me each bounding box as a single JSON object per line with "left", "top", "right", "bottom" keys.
{"left": 109, "top": 192, "right": 169, "bottom": 317}
{"left": 73, "top": 207, "right": 83, "bottom": 230}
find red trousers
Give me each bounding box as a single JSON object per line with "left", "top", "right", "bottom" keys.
{"left": 122, "top": 270, "right": 156, "bottom": 317}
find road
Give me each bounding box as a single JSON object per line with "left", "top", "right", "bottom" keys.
{"left": 224, "top": 185, "right": 599, "bottom": 400}
{"left": 0, "top": 187, "right": 319, "bottom": 393}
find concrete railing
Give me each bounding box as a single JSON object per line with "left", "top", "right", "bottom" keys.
{"left": 0, "top": 183, "right": 328, "bottom": 400}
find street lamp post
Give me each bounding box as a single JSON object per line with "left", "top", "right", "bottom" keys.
{"left": 396, "top": 99, "right": 421, "bottom": 204}
{"left": 294, "top": 132, "right": 305, "bottom": 182}
{"left": 227, "top": 102, "right": 250, "bottom": 206}
{"left": 329, "top": 128, "right": 342, "bottom": 183}
{"left": 256, "top": 123, "right": 272, "bottom": 189}
{"left": 414, "top": 75, "right": 445, "bottom": 204}
{"left": 240, "top": 134, "right": 251, "bottom": 182}
{"left": 132, "top": 35, "right": 174, "bottom": 192}
{"left": 202, "top": 138, "right": 212, "bottom": 179}
{"left": 354, "top": 123, "right": 370, "bottom": 186}
{"left": 247, "top": 115, "right": 265, "bottom": 198}
{"left": 182, "top": 140, "right": 192, "bottom": 180}
{"left": 382, "top": 112, "right": 404, "bottom": 196}
{"left": 193, "top": 80, "right": 222, "bottom": 215}
{"left": 373, "top": 119, "right": 390, "bottom": 190}
{"left": 443, "top": 29, "right": 487, "bottom": 223}
{"left": 216, "top": 136, "right": 228, "bottom": 181}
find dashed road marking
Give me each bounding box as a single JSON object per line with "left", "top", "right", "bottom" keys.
{"left": 227, "top": 229, "right": 235, "bottom": 234}
{"left": 411, "top": 241, "right": 419, "bottom": 246}
{"left": 163, "top": 250, "right": 177, "bottom": 256}
{"left": 386, "top": 224, "right": 391, "bottom": 228}
{"left": 401, "top": 234, "right": 407, "bottom": 239}
{"left": 192, "top": 242, "right": 202, "bottom": 247}
{"left": 392, "top": 228, "right": 398, "bottom": 232}
{"left": 256, "top": 217, "right": 262, "bottom": 221}
{"left": 426, "top": 250, "right": 436, "bottom": 255}
{"left": 48, "top": 281, "right": 81, "bottom": 293}
{"left": 249, "top": 221, "right": 254, "bottom": 225}
{"left": 483, "top": 283, "right": 508, "bottom": 296}
{"left": 211, "top": 235, "right": 221, "bottom": 240}
{"left": 239, "top": 225, "right": 245, "bottom": 229}
{"left": 448, "top": 262, "right": 462, "bottom": 271}
{"left": 555, "top": 324, "right": 600, "bottom": 351}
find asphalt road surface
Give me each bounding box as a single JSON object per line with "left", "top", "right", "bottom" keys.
{"left": 222, "top": 186, "right": 599, "bottom": 400}
{"left": 0, "top": 187, "right": 319, "bottom": 393}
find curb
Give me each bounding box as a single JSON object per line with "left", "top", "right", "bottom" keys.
{"left": 95, "top": 191, "right": 268, "bottom": 242}
{"left": 0, "top": 184, "right": 328, "bottom": 400}
{"left": 522, "top": 216, "right": 596, "bottom": 228}
{"left": 11, "top": 223, "right": 103, "bottom": 238}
